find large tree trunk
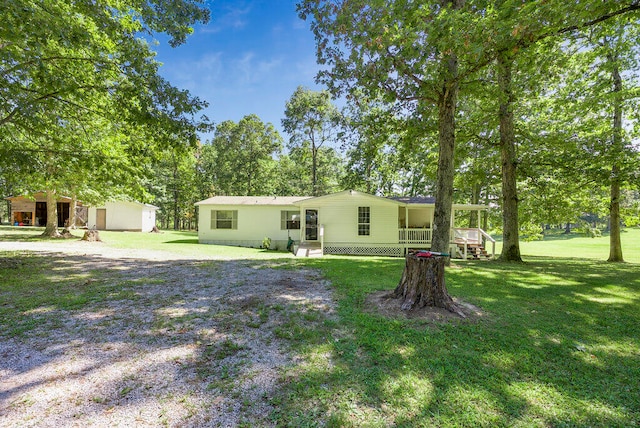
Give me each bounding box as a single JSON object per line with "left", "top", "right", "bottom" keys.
{"left": 42, "top": 189, "right": 60, "bottom": 237}
{"left": 392, "top": 254, "right": 464, "bottom": 317}
{"left": 397, "top": 0, "right": 463, "bottom": 311}
{"left": 469, "top": 182, "right": 480, "bottom": 228}
{"left": 608, "top": 55, "right": 624, "bottom": 262}
{"left": 497, "top": 52, "right": 523, "bottom": 262}
{"left": 431, "top": 40, "right": 459, "bottom": 255}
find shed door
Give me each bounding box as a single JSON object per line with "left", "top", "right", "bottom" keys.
{"left": 96, "top": 209, "right": 106, "bottom": 230}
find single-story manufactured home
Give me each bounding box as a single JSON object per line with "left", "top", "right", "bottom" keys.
{"left": 195, "top": 190, "right": 494, "bottom": 258}
{"left": 87, "top": 201, "right": 158, "bottom": 232}
{"left": 6, "top": 193, "right": 87, "bottom": 227}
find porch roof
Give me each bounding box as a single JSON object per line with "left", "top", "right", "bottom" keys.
{"left": 388, "top": 196, "right": 436, "bottom": 205}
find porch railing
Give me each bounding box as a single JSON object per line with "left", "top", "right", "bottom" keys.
{"left": 398, "top": 228, "right": 432, "bottom": 244}
{"left": 454, "top": 227, "right": 496, "bottom": 259}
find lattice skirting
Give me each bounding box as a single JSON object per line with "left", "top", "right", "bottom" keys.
{"left": 323, "top": 245, "right": 403, "bottom": 257}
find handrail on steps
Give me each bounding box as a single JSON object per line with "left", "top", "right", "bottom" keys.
{"left": 479, "top": 228, "right": 496, "bottom": 259}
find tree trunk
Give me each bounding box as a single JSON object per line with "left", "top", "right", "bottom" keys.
{"left": 42, "top": 189, "right": 60, "bottom": 237}
{"left": 69, "top": 195, "right": 77, "bottom": 229}
{"left": 608, "top": 54, "right": 624, "bottom": 262}
{"left": 392, "top": 254, "right": 464, "bottom": 317}
{"left": 497, "top": 52, "right": 523, "bottom": 262}
{"left": 311, "top": 141, "right": 318, "bottom": 196}
{"left": 469, "top": 182, "right": 480, "bottom": 228}
{"left": 431, "top": 43, "right": 459, "bottom": 255}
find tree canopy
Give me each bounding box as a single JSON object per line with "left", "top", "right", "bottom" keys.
{"left": 0, "top": 0, "right": 211, "bottom": 235}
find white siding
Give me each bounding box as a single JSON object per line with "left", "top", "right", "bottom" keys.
{"left": 197, "top": 204, "right": 301, "bottom": 250}
{"left": 88, "top": 201, "right": 157, "bottom": 232}
{"left": 299, "top": 193, "right": 399, "bottom": 245}
{"left": 140, "top": 206, "right": 157, "bottom": 232}
{"left": 88, "top": 207, "right": 97, "bottom": 228}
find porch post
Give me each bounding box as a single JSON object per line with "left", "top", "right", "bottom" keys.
{"left": 450, "top": 209, "right": 455, "bottom": 243}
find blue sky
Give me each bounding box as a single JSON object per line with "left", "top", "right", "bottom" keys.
{"left": 153, "top": 0, "right": 324, "bottom": 141}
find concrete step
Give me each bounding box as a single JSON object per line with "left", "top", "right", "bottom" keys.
{"left": 295, "top": 243, "right": 323, "bottom": 257}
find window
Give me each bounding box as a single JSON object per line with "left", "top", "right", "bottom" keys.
{"left": 358, "top": 206, "right": 370, "bottom": 236}
{"left": 281, "top": 210, "right": 300, "bottom": 230}
{"left": 211, "top": 210, "right": 237, "bottom": 229}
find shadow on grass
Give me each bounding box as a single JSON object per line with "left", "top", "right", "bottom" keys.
{"left": 2, "top": 251, "right": 638, "bottom": 426}
{"left": 271, "top": 256, "right": 640, "bottom": 426}
{"left": 164, "top": 238, "right": 200, "bottom": 244}
{"left": 0, "top": 251, "right": 324, "bottom": 426}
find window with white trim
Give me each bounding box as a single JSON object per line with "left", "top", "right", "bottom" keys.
{"left": 211, "top": 210, "right": 237, "bottom": 229}
{"left": 281, "top": 210, "right": 300, "bottom": 230}
{"left": 358, "top": 206, "right": 370, "bottom": 236}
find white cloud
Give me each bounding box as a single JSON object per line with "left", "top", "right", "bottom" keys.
{"left": 233, "top": 52, "right": 283, "bottom": 86}
{"left": 200, "top": 5, "right": 252, "bottom": 34}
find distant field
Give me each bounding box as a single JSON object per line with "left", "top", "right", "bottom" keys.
{"left": 0, "top": 226, "right": 294, "bottom": 260}
{"left": 1, "top": 225, "right": 638, "bottom": 263}
{"left": 495, "top": 227, "right": 640, "bottom": 264}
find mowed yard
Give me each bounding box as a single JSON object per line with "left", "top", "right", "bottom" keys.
{"left": 0, "top": 227, "right": 638, "bottom": 427}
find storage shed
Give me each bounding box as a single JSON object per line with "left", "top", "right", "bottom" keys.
{"left": 88, "top": 201, "right": 158, "bottom": 232}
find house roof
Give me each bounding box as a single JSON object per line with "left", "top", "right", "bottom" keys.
{"left": 111, "top": 200, "right": 159, "bottom": 210}
{"left": 194, "top": 192, "right": 486, "bottom": 210}
{"left": 195, "top": 196, "right": 311, "bottom": 206}
{"left": 296, "top": 190, "right": 404, "bottom": 206}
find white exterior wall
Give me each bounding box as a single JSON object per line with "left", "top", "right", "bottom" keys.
{"left": 197, "top": 204, "right": 300, "bottom": 250}
{"left": 88, "top": 207, "right": 96, "bottom": 227}
{"left": 299, "top": 193, "right": 399, "bottom": 245}
{"left": 88, "top": 201, "right": 157, "bottom": 232}
{"left": 140, "top": 206, "right": 156, "bottom": 232}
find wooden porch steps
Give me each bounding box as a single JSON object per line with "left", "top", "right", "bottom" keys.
{"left": 457, "top": 243, "right": 491, "bottom": 260}
{"left": 295, "top": 242, "right": 323, "bottom": 258}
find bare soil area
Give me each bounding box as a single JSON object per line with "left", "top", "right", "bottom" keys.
{"left": 0, "top": 241, "right": 335, "bottom": 427}
{"left": 365, "top": 290, "right": 486, "bottom": 322}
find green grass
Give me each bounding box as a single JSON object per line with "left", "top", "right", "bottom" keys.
{"left": 1, "top": 225, "right": 639, "bottom": 426}
{"left": 496, "top": 227, "right": 640, "bottom": 263}
{"left": 271, "top": 255, "right": 640, "bottom": 427}
{"left": 0, "top": 225, "right": 295, "bottom": 259}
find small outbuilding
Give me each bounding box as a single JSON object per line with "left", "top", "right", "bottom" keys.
{"left": 5, "top": 193, "right": 86, "bottom": 227}
{"left": 87, "top": 201, "right": 158, "bottom": 232}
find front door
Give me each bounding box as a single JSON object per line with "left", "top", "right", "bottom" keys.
{"left": 305, "top": 209, "right": 318, "bottom": 241}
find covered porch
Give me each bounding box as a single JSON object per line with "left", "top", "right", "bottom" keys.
{"left": 397, "top": 204, "right": 495, "bottom": 259}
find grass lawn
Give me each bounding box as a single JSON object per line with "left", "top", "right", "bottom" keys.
{"left": 0, "top": 225, "right": 295, "bottom": 259}
{"left": 499, "top": 227, "right": 640, "bottom": 264}
{"left": 1, "top": 225, "right": 639, "bottom": 426}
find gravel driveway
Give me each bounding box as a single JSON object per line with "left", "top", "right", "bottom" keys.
{"left": 0, "top": 241, "right": 335, "bottom": 427}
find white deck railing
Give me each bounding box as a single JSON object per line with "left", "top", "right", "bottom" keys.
{"left": 454, "top": 227, "right": 495, "bottom": 259}
{"left": 398, "top": 228, "right": 432, "bottom": 244}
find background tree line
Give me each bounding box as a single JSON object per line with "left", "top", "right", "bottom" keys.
{"left": 1, "top": 1, "right": 639, "bottom": 262}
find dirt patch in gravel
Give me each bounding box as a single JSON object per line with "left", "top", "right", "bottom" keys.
{"left": 364, "top": 290, "right": 486, "bottom": 323}
{"left": 0, "top": 241, "right": 335, "bottom": 427}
